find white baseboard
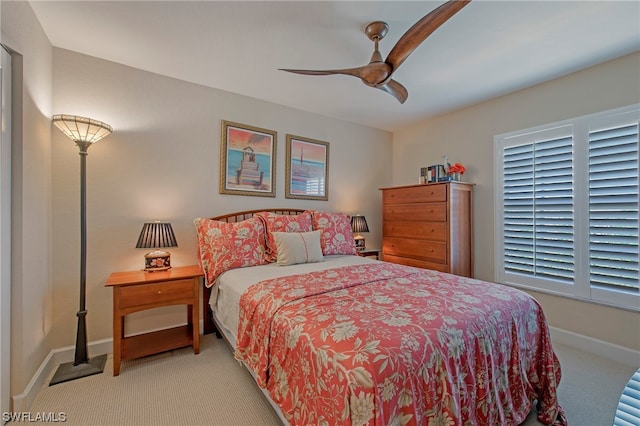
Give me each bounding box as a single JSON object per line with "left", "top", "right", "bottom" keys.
{"left": 549, "top": 326, "right": 640, "bottom": 368}
{"left": 11, "top": 338, "right": 113, "bottom": 412}
{"left": 12, "top": 319, "right": 205, "bottom": 412}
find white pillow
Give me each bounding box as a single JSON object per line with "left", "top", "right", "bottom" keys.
{"left": 272, "top": 230, "right": 324, "bottom": 266}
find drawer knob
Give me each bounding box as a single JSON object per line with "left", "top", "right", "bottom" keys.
{"left": 157, "top": 290, "right": 162, "bottom": 294}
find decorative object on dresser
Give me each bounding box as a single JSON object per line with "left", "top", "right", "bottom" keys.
{"left": 135, "top": 221, "right": 178, "bottom": 271}
{"left": 219, "top": 120, "right": 277, "bottom": 197}
{"left": 105, "top": 265, "right": 203, "bottom": 376}
{"left": 419, "top": 166, "right": 429, "bottom": 184}
{"left": 50, "top": 114, "right": 113, "bottom": 385}
{"left": 448, "top": 162, "right": 466, "bottom": 181}
{"left": 285, "top": 134, "right": 329, "bottom": 201}
{"left": 380, "top": 181, "right": 474, "bottom": 277}
{"left": 426, "top": 164, "right": 446, "bottom": 183}
{"left": 350, "top": 215, "right": 369, "bottom": 250}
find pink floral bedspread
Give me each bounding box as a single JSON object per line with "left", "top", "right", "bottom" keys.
{"left": 235, "top": 262, "right": 566, "bottom": 425}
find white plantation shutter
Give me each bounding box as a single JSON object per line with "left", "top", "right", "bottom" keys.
{"left": 588, "top": 122, "right": 639, "bottom": 292}
{"left": 495, "top": 105, "right": 639, "bottom": 309}
{"left": 503, "top": 136, "right": 574, "bottom": 282}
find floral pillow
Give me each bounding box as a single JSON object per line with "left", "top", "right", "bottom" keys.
{"left": 311, "top": 211, "right": 357, "bottom": 256}
{"left": 254, "top": 211, "right": 314, "bottom": 262}
{"left": 193, "top": 217, "right": 268, "bottom": 287}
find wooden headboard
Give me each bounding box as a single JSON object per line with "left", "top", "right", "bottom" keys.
{"left": 202, "top": 208, "right": 305, "bottom": 335}
{"left": 210, "top": 208, "right": 305, "bottom": 222}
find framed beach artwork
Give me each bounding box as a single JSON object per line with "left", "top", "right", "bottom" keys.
{"left": 219, "top": 120, "right": 276, "bottom": 197}
{"left": 285, "top": 134, "right": 329, "bottom": 201}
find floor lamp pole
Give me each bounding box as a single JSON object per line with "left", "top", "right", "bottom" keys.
{"left": 74, "top": 141, "right": 89, "bottom": 364}
{"left": 50, "top": 140, "right": 107, "bottom": 385}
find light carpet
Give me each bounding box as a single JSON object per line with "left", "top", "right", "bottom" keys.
{"left": 27, "top": 334, "right": 637, "bottom": 425}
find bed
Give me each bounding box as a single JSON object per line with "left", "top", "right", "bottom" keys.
{"left": 197, "top": 209, "right": 566, "bottom": 426}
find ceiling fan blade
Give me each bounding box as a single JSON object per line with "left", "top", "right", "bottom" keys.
{"left": 279, "top": 66, "right": 369, "bottom": 79}
{"left": 385, "top": 0, "right": 471, "bottom": 71}
{"left": 377, "top": 79, "right": 408, "bottom": 104}
{"left": 280, "top": 62, "right": 393, "bottom": 86}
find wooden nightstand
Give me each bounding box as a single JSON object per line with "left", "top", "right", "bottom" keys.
{"left": 357, "top": 249, "right": 380, "bottom": 260}
{"left": 105, "top": 265, "right": 203, "bottom": 376}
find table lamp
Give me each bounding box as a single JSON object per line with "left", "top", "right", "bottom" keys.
{"left": 350, "top": 215, "right": 369, "bottom": 251}
{"left": 136, "top": 221, "right": 178, "bottom": 271}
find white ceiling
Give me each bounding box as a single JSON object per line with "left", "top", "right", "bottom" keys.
{"left": 29, "top": 0, "right": 640, "bottom": 131}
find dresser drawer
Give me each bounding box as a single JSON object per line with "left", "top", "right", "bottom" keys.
{"left": 384, "top": 221, "right": 447, "bottom": 241}
{"left": 383, "top": 254, "right": 448, "bottom": 273}
{"left": 383, "top": 238, "right": 447, "bottom": 264}
{"left": 384, "top": 203, "right": 447, "bottom": 222}
{"left": 382, "top": 184, "right": 447, "bottom": 204}
{"left": 119, "top": 279, "right": 194, "bottom": 310}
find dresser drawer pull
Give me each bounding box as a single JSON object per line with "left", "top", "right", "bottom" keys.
{"left": 157, "top": 290, "right": 162, "bottom": 294}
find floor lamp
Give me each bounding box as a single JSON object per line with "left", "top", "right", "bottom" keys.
{"left": 50, "top": 114, "right": 112, "bottom": 386}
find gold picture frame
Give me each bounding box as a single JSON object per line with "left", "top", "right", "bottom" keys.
{"left": 285, "top": 134, "right": 329, "bottom": 201}
{"left": 219, "top": 120, "right": 277, "bottom": 197}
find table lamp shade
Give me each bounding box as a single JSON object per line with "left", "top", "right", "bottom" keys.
{"left": 350, "top": 215, "right": 369, "bottom": 250}
{"left": 351, "top": 215, "right": 369, "bottom": 233}
{"left": 136, "top": 222, "right": 178, "bottom": 271}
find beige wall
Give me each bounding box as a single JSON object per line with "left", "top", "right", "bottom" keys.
{"left": 392, "top": 52, "right": 640, "bottom": 352}
{"left": 51, "top": 48, "right": 393, "bottom": 345}
{"left": 1, "top": 0, "right": 55, "bottom": 399}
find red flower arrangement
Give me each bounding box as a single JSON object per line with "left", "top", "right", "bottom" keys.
{"left": 448, "top": 163, "right": 466, "bottom": 175}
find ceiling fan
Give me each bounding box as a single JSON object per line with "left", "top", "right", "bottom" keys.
{"left": 279, "top": 0, "right": 471, "bottom": 104}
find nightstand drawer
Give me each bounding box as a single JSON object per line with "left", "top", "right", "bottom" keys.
{"left": 119, "top": 279, "right": 194, "bottom": 309}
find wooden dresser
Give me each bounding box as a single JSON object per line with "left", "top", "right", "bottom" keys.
{"left": 380, "top": 182, "right": 474, "bottom": 277}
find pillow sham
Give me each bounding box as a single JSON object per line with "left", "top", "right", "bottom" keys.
{"left": 311, "top": 211, "right": 357, "bottom": 256}
{"left": 193, "top": 217, "right": 268, "bottom": 287}
{"left": 254, "top": 211, "right": 314, "bottom": 262}
{"left": 272, "top": 230, "right": 324, "bottom": 266}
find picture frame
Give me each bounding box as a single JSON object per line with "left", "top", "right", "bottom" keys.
{"left": 285, "top": 134, "right": 329, "bottom": 201}
{"left": 219, "top": 120, "right": 277, "bottom": 197}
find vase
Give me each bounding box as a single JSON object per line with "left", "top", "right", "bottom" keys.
{"left": 453, "top": 172, "right": 461, "bottom": 181}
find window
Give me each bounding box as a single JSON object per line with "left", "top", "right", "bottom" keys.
{"left": 495, "top": 105, "right": 639, "bottom": 310}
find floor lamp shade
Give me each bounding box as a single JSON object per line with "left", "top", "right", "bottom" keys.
{"left": 50, "top": 114, "right": 112, "bottom": 386}
{"left": 52, "top": 114, "right": 112, "bottom": 145}
{"left": 136, "top": 222, "right": 178, "bottom": 271}
{"left": 351, "top": 215, "right": 369, "bottom": 250}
